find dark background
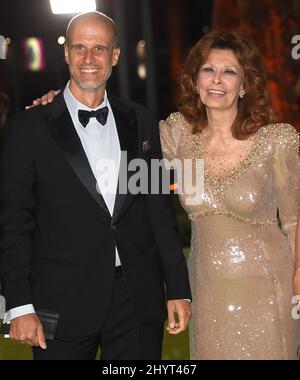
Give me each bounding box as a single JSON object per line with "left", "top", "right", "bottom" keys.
{"left": 0, "top": 0, "right": 213, "bottom": 119}
{"left": 1, "top": 0, "right": 299, "bottom": 125}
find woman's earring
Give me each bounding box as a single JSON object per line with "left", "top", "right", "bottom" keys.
{"left": 196, "top": 85, "right": 200, "bottom": 94}
{"left": 239, "top": 90, "right": 246, "bottom": 99}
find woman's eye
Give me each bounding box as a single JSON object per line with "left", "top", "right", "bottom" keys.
{"left": 224, "top": 69, "right": 237, "bottom": 75}
{"left": 202, "top": 67, "right": 214, "bottom": 72}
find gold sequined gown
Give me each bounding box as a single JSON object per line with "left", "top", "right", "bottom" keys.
{"left": 160, "top": 113, "right": 300, "bottom": 360}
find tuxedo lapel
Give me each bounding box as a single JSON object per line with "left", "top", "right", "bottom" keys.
{"left": 45, "top": 94, "right": 110, "bottom": 216}
{"left": 109, "top": 97, "right": 139, "bottom": 222}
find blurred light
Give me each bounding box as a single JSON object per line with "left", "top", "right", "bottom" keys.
{"left": 50, "top": 0, "right": 96, "bottom": 14}
{"left": 5, "top": 37, "right": 11, "bottom": 45}
{"left": 203, "top": 26, "right": 210, "bottom": 34}
{"left": 137, "top": 63, "right": 147, "bottom": 79}
{"left": 136, "top": 40, "right": 146, "bottom": 59}
{"left": 0, "top": 35, "right": 6, "bottom": 59}
{"left": 58, "top": 36, "right": 66, "bottom": 45}
{"left": 138, "top": 40, "right": 146, "bottom": 48}
{"left": 22, "top": 37, "right": 45, "bottom": 72}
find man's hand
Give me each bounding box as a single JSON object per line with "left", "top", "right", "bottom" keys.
{"left": 25, "top": 89, "right": 61, "bottom": 109}
{"left": 166, "top": 299, "right": 191, "bottom": 335}
{"left": 9, "top": 313, "right": 47, "bottom": 349}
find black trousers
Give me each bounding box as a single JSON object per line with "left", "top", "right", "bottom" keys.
{"left": 32, "top": 268, "right": 164, "bottom": 360}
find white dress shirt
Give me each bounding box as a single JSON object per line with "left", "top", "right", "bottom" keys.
{"left": 3, "top": 83, "right": 121, "bottom": 324}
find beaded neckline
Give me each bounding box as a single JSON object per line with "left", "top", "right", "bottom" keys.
{"left": 183, "top": 119, "right": 265, "bottom": 193}
{"left": 190, "top": 129, "right": 262, "bottom": 187}
{"left": 165, "top": 112, "right": 298, "bottom": 201}
{"left": 166, "top": 112, "right": 272, "bottom": 200}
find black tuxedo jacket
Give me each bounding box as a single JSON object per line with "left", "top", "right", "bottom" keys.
{"left": 0, "top": 94, "right": 191, "bottom": 338}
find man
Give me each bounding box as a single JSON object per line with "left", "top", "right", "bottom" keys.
{"left": 0, "top": 11, "right": 191, "bottom": 359}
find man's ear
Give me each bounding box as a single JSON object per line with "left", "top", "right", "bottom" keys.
{"left": 64, "top": 44, "right": 69, "bottom": 65}
{"left": 112, "top": 48, "right": 120, "bottom": 67}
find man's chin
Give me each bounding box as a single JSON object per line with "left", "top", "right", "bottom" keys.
{"left": 78, "top": 83, "right": 103, "bottom": 92}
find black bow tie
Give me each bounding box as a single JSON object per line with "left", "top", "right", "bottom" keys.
{"left": 78, "top": 106, "right": 109, "bottom": 128}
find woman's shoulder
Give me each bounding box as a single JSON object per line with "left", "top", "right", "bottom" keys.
{"left": 257, "top": 123, "right": 299, "bottom": 149}
{"left": 159, "top": 112, "right": 191, "bottom": 136}
{"left": 159, "top": 112, "right": 190, "bottom": 159}
{"left": 160, "top": 111, "right": 187, "bottom": 127}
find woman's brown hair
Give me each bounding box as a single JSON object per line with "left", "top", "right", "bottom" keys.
{"left": 176, "top": 30, "right": 277, "bottom": 139}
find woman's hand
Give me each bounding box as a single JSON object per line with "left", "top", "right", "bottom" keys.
{"left": 25, "top": 89, "right": 61, "bottom": 109}
{"left": 293, "top": 267, "right": 300, "bottom": 296}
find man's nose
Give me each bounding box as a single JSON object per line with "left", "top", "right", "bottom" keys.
{"left": 83, "top": 49, "right": 93, "bottom": 63}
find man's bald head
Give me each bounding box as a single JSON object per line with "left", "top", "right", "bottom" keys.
{"left": 66, "top": 11, "right": 119, "bottom": 48}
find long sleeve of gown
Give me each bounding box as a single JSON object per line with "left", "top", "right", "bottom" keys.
{"left": 272, "top": 124, "right": 300, "bottom": 257}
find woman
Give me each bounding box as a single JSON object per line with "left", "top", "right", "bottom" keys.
{"left": 159, "top": 30, "right": 300, "bottom": 359}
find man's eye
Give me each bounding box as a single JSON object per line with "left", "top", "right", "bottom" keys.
{"left": 75, "top": 45, "right": 86, "bottom": 52}
{"left": 94, "top": 46, "right": 105, "bottom": 53}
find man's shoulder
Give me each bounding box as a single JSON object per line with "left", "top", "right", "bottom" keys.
{"left": 9, "top": 93, "right": 66, "bottom": 125}
{"left": 10, "top": 106, "right": 43, "bottom": 123}
{"left": 4, "top": 108, "right": 42, "bottom": 140}
{"left": 1, "top": 108, "right": 39, "bottom": 144}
